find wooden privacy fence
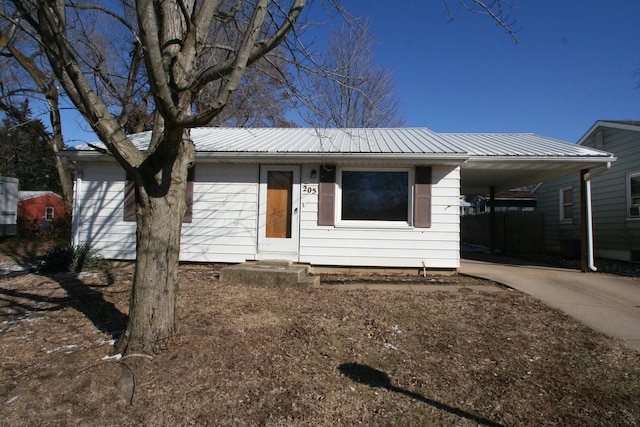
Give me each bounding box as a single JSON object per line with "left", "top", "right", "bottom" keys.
{"left": 461, "top": 211, "right": 544, "bottom": 254}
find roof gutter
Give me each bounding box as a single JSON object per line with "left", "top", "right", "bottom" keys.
{"left": 61, "top": 149, "right": 471, "bottom": 165}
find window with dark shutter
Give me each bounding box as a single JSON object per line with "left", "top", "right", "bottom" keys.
{"left": 124, "top": 167, "right": 195, "bottom": 223}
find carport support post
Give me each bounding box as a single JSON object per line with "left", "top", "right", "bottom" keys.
{"left": 580, "top": 169, "right": 589, "bottom": 272}
{"left": 489, "top": 186, "right": 496, "bottom": 254}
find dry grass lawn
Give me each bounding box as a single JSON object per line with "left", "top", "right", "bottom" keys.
{"left": 1, "top": 256, "right": 639, "bottom": 426}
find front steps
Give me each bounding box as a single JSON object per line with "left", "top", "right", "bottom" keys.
{"left": 220, "top": 260, "right": 320, "bottom": 288}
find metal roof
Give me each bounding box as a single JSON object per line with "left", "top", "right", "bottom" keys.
{"left": 73, "top": 127, "right": 613, "bottom": 158}
{"left": 18, "top": 191, "right": 61, "bottom": 201}
{"left": 66, "top": 127, "right": 617, "bottom": 193}
{"left": 438, "top": 133, "right": 612, "bottom": 157}
{"left": 121, "top": 127, "right": 466, "bottom": 155}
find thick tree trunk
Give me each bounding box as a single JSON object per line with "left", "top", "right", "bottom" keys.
{"left": 115, "top": 132, "right": 194, "bottom": 355}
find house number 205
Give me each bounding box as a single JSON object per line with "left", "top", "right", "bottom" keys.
{"left": 302, "top": 185, "right": 318, "bottom": 194}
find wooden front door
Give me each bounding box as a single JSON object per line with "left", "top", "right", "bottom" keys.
{"left": 258, "top": 165, "right": 300, "bottom": 256}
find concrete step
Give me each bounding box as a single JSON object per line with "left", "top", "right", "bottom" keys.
{"left": 220, "top": 260, "right": 320, "bottom": 288}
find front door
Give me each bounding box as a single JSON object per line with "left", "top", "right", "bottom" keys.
{"left": 258, "top": 165, "right": 300, "bottom": 256}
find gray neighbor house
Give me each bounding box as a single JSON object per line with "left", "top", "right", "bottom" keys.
{"left": 536, "top": 121, "right": 640, "bottom": 262}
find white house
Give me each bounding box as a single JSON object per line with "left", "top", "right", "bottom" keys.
{"left": 63, "top": 127, "right": 614, "bottom": 271}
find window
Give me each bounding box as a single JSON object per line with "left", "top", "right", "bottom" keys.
{"left": 628, "top": 172, "right": 640, "bottom": 218}
{"left": 124, "top": 167, "right": 195, "bottom": 222}
{"left": 340, "top": 170, "right": 409, "bottom": 222}
{"left": 559, "top": 186, "right": 573, "bottom": 223}
{"left": 318, "top": 166, "right": 432, "bottom": 228}
{"left": 45, "top": 207, "right": 55, "bottom": 221}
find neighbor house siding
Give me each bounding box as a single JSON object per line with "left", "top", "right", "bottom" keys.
{"left": 298, "top": 164, "right": 460, "bottom": 269}
{"left": 586, "top": 127, "right": 640, "bottom": 261}
{"left": 537, "top": 125, "right": 640, "bottom": 261}
{"left": 536, "top": 174, "right": 582, "bottom": 257}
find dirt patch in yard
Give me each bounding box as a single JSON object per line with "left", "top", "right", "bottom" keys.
{"left": 1, "top": 261, "right": 639, "bottom": 426}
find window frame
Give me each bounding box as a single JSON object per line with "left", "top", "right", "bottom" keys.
{"left": 627, "top": 171, "right": 640, "bottom": 219}
{"left": 559, "top": 186, "right": 573, "bottom": 223}
{"left": 44, "top": 206, "right": 55, "bottom": 221}
{"left": 335, "top": 166, "right": 414, "bottom": 228}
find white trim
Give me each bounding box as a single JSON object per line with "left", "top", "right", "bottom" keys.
{"left": 257, "top": 165, "right": 301, "bottom": 256}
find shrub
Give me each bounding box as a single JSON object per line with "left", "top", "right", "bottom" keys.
{"left": 41, "top": 242, "right": 107, "bottom": 273}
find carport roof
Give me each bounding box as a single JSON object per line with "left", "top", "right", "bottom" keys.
{"left": 65, "top": 127, "right": 616, "bottom": 193}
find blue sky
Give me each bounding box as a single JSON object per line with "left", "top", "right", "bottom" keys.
{"left": 62, "top": 1, "right": 640, "bottom": 145}
{"left": 329, "top": 0, "right": 640, "bottom": 142}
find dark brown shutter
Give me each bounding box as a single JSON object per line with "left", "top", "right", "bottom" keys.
{"left": 123, "top": 166, "right": 194, "bottom": 223}
{"left": 124, "top": 173, "right": 136, "bottom": 222}
{"left": 318, "top": 165, "right": 336, "bottom": 226}
{"left": 414, "top": 166, "right": 432, "bottom": 228}
{"left": 183, "top": 166, "right": 195, "bottom": 223}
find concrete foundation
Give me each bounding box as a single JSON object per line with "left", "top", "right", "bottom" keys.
{"left": 220, "top": 260, "right": 320, "bottom": 288}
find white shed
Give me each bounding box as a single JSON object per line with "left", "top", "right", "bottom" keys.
{"left": 63, "top": 127, "right": 614, "bottom": 271}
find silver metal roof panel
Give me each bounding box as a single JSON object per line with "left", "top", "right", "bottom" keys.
{"left": 438, "top": 133, "right": 613, "bottom": 157}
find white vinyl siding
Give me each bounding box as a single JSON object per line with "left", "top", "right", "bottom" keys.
{"left": 180, "top": 164, "right": 259, "bottom": 263}
{"left": 74, "top": 163, "right": 259, "bottom": 262}
{"left": 73, "top": 161, "right": 459, "bottom": 268}
{"left": 299, "top": 164, "right": 460, "bottom": 269}
{"left": 74, "top": 163, "right": 137, "bottom": 259}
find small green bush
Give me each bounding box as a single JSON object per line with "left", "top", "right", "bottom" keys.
{"left": 41, "top": 242, "right": 107, "bottom": 273}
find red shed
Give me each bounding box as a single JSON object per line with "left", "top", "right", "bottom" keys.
{"left": 18, "top": 191, "right": 65, "bottom": 230}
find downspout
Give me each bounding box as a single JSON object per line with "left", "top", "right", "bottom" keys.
{"left": 585, "top": 179, "right": 596, "bottom": 271}
{"left": 584, "top": 162, "right": 612, "bottom": 272}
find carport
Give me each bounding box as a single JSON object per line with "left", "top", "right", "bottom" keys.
{"left": 445, "top": 133, "right": 616, "bottom": 271}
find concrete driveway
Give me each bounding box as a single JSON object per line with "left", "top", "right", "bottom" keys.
{"left": 460, "top": 256, "right": 640, "bottom": 351}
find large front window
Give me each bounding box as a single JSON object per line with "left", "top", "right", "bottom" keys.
{"left": 338, "top": 169, "right": 410, "bottom": 224}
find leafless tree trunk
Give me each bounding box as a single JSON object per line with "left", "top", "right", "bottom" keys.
{"left": 6, "top": 0, "right": 305, "bottom": 355}
{"left": 2, "top": 0, "right": 517, "bottom": 358}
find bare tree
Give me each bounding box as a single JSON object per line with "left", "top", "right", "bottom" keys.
{"left": 0, "top": 16, "right": 74, "bottom": 213}
{"left": 0, "top": 0, "right": 518, "bottom": 367}
{"left": 299, "top": 19, "right": 405, "bottom": 128}
{"left": 3, "top": 0, "right": 306, "bottom": 358}
{"left": 199, "top": 54, "right": 297, "bottom": 128}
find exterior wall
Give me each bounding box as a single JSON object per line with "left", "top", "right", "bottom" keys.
{"left": 0, "top": 177, "right": 18, "bottom": 236}
{"left": 536, "top": 174, "right": 582, "bottom": 257}
{"left": 73, "top": 161, "right": 460, "bottom": 268}
{"left": 298, "top": 164, "right": 460, "bottom": 269}
{"left": 181, "top": 164, "right": 259, "bottom": 263}
{"left": 74, "top": 162, "right": 259, "bottom": 263}
{"left": 537, "top": 126, "right": 640, "bottom": 261}
{"left": 18, "top": 194, "right": 65, "bottom": 228}
{"left": 587, "top": 127, "right": 640, "bottom": 261}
